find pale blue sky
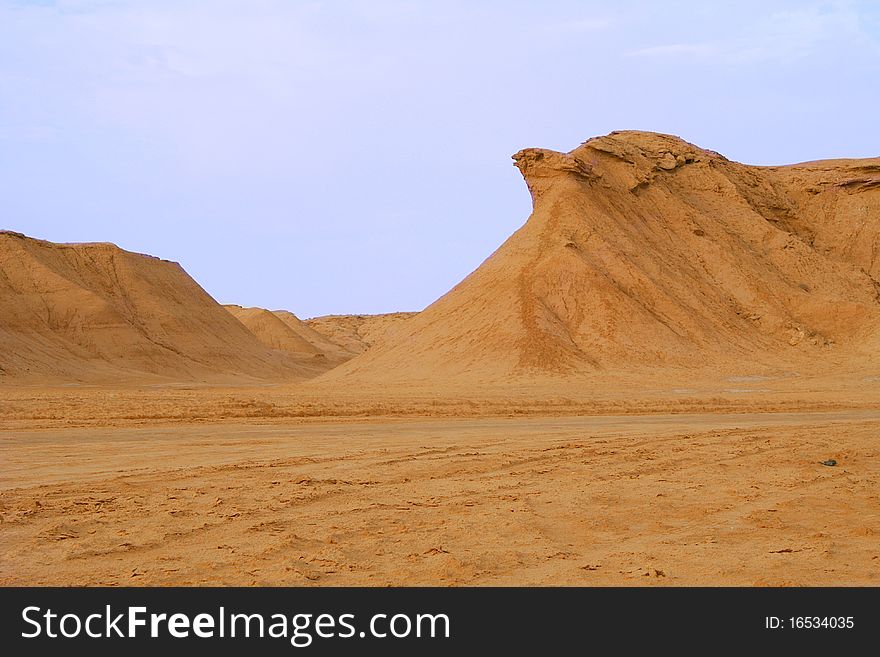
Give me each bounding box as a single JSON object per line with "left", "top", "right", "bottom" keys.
{"left": 2, "top": 1, "right": 878, "bottom": 317}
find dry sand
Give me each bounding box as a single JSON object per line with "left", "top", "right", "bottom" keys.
{"left": 2, "top": 409, "right": 878, "bottom": 586}
{"left": 2, "top": 131, "right": 879, "bottom": 586}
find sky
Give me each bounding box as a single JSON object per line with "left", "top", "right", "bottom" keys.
{"left": 1, "top": 1, "right": 878, "bottom": 317}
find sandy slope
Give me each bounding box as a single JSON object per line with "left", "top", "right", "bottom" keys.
{"left": 0, "top": 232, "right": 305, "bottom": 382}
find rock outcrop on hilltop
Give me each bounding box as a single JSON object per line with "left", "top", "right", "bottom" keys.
{"left": 326, "top": 131, "right": 880, "bottom": 382}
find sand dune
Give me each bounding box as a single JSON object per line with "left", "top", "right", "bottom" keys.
{"left": 326, "top": 131, "right": 880, "bottom": 383}
{"left": 223, "top": 305, "right": 322, "bottom": 356}
{"left": 0, "top": 232, "right": 306, "bottom": 382}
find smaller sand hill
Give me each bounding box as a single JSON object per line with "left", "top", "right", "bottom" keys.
{"left": 225, "top": 305, "right": 416, "bottom": 365}
{"left": 271, "top": 310, "right": 352, "bottom": 359}
{"left": 0, "top": 231, "right": 306, "bottom": 382}
{"left": 223, "top": 305, "right": 351, "bottom": 371}
{"left": 224, "top": 305, "right": 321, "bottom": 355}
{"left": 305, "top": 312, "right": 418, "bottom": 354}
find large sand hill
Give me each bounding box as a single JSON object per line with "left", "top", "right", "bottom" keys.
{"left": 327, "top": 131, "right": 880, "bottom": 384}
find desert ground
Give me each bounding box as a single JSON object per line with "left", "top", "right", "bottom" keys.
{"left": 1, "top": 382, "right": 879, "bottom": 586}
{"left": 2, "top": 131, "right": 879, "bottom": 585}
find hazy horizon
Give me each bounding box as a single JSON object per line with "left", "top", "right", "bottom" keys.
{"left": 2, "top": 0, "right": 879, "bottom": 317}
